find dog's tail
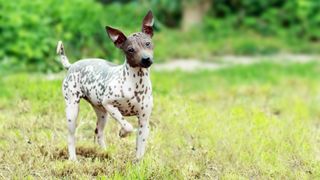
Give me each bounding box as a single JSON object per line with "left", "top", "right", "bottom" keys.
{"left": 56, "top": 41, "right": 71, "bottom": 70}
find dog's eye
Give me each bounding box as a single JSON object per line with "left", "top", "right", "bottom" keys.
{"left": 145, "top": 42, "right": 151, "bottom": 47}
{"left": 128, "top": 48, "right": 135, "bottom": 53}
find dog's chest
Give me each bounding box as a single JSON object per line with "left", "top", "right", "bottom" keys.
{"left": 106, "top": 68, "right": 153, "bottom": 116}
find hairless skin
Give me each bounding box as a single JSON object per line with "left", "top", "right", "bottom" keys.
{"left": 57, "top": 11, "right": 154, "bottom": 161}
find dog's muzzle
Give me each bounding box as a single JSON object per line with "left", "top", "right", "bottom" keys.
{"left": 140, "top": 57, "right": 153, "bottom": 68}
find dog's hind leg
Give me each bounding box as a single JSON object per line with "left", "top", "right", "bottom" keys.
{"left": 65, "top": 100, "right": 79, "bottom": 161}
{"left": 93, "top": 107, "right": 108, "bottom": 149}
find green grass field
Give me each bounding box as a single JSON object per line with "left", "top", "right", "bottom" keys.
{"left": 0, "top": 62, "right": 320, "bottom": 179}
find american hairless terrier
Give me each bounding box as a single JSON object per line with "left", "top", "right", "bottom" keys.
{"left": 56, "top": 11, "right": 154, "bottom": 161}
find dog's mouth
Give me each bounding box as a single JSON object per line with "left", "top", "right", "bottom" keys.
{"left": 140, "top": 63, "right": 152, "bottom": 68}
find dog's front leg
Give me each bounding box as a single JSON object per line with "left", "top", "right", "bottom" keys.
{"left": 136, "top": 113, "right": 150, "bottom": 160}
{"left": 103, "top": 104, "right": 134, "bottom": 136}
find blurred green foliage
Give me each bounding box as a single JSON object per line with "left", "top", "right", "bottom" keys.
{"left": 0, "top": 0, "right": 148, "bottom": 72}
{"left": 210, "top": 0, "right": 320, "bottom": 39}
{"left": 1, "top": 0, "right": 320, "bottom": 72}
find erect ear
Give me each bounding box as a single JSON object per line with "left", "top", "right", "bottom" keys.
{"left": 142, "top": 10, "right": 154, "bottom": 37}
{"left": 106, "top": 26, "right": 127, "bottom": 48}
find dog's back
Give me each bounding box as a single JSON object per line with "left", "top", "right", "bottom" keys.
{"left": 62, "top": 58, "right": 122, "bottom": 106}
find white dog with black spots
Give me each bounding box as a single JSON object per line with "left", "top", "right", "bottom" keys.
{"left": 56, "top": 11, "right": 154, "bottom": 161}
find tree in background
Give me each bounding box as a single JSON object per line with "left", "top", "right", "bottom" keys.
{"left": 181, "top": 0, "right": 212, "bottom": 31}
{"left": 147, "top": 0, "right": 212, "bottom": 30}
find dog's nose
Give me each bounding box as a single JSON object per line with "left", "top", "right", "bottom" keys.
{"left": 141, "top": 57, "right": 153, "bottom": 68}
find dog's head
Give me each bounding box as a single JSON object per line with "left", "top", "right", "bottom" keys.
{"left": 106, "top": 11, "right": 154, "bottom": 68}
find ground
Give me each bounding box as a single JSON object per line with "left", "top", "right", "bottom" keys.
{"left": 0, "top": 61, "right": 320, "bottom": 179}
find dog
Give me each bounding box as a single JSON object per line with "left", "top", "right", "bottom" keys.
{"left": 56, "top": 11, "right": 154, "bottom": 161}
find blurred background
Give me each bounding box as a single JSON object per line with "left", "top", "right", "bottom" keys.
{"left": 1, "top": 0, "right": 320, "bottom": 72}
{"left": 1, "top": 1, "right": 320, "bottom": 178}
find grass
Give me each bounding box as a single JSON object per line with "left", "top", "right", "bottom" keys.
{"left": 154, "top": 29, "right": 320, "bottom": 62}
{"left": 0, "top": 61, "right": 320, "bottom": 178}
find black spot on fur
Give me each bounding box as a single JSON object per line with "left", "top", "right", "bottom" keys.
{"left": 136, "top": 96, "right": 141, "bottom": 102}
{"left": 75, "top": 91, "right": 80, "bottom": 98}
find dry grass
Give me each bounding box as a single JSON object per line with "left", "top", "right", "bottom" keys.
{"left": 0, "top": 62, "right": 320, "bottom": 179}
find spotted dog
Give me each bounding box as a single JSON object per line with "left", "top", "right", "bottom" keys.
{"left": 56, "top": 11, "right": 154, "bottom": 161}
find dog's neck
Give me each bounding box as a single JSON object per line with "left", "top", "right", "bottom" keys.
{"left": 123, "top": 61, "right": 150, "bottom": 80}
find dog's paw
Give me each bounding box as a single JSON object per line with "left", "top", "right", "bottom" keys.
{"left": 119, "top": 123, "right": 135, "bottom": 138}
{"left": 119, "top": 127, "right": 131, "bottom": 138}
{"left": 68, "top": 156, "right": 77, "bottom": 162}
{"left": 132, "top": 158, "right": 141, "bottom": 164}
